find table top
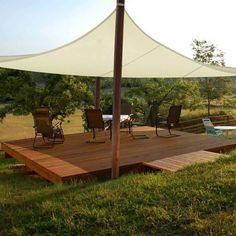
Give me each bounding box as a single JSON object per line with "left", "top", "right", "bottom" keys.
{"left": 214, "top": 125, "right": 236, "bottom": 130}
{"left": 102, "top": 114, "right": 130, "bottom": 122}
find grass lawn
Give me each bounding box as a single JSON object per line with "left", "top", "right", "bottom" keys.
{"left": 0, "top": 151, "right": 235, "bottom": 235}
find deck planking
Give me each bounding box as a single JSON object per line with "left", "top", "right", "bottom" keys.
{"left": 2, "top": 127, "right": 236, "bottom": 183}
{"left": 143, "top": 150, "right": 220, "bottom": 172}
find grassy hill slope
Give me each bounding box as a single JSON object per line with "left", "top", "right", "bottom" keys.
{"left": 0, "top": 152, "right": 235, "bottom": 235}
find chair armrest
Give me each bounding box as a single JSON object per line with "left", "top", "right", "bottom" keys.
{"left": 54, "top": 121, "right": 63, "bottom": 127}
{"left": 155, "top": 117, "right": 166, "bottom": 123}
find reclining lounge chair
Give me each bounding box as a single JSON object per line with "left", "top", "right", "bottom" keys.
{"left": 33, "top": 107, "right": 64, "bottom": 148}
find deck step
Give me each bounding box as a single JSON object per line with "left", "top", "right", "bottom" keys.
{"left": 143, "top": 150, "right": 220, "bottom": 172}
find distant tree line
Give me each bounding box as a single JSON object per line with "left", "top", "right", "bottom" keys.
{"left": 101, "top": 40, "right": 233, "bottom": 118}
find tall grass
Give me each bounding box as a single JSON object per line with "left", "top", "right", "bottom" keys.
{"left": 181, "top": 107, "right": 236, "bottom": 121}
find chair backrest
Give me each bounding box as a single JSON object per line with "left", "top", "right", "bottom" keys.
{"left": 167, "top": 105, "right": 182, "bottom": 125}
{"left": 202, "top": 117, "right": 214, "bottom": 127}
{"left": 121, "top": 103, "right": 132, "bottom": 115}
{"left": 85, "top": 109, "right": 104, "bottom": 129}
{"left": 143, "top": 105, "right": 155, "bottom": 125}
{"left": 202, "top": 117, "right": 218, "bottom": 135}
{"left": 33, "top": 107, "right": 53, "bottom": 136}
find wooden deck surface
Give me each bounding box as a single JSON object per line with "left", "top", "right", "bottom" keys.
{"left": 143, "top": 150, "right": 220, "bottom": 172}
{"left": 2, "top": 127, "right": 236, "bottom": 183}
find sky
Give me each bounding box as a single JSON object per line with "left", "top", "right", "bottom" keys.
{"left": 0, "top": 0, "right": 236, "bottom": 66}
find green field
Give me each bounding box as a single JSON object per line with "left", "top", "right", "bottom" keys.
{"left": 0, "top": 110, "right": 84, "bottom": 144}
{"left": 0, "top": 151, "right": 235, "bottom": 235}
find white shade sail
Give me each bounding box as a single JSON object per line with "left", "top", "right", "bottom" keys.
{"left": 0, "top": 10, "right": 236, "bottom": 78}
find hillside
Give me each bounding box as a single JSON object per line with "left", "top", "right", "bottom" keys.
{"left": 0, "top": 151, "right": 235, "bottom": 235}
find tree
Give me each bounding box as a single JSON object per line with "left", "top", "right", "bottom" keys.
{"left": 0, "top": 69, "right": 33, "bottom": 103}
{"left": 0, "top": 69, "right": 93, "bottom": 121}
{"left": 0, "top": 68, "right": 35, "bottom": 119}
{"left": 123, "top": 78, "right": 201, "bottom": 120}
{"left": 192, "top": 39, "right": 232, "bottom": 116}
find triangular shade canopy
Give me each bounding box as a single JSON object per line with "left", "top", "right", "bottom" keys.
{"left": 0, "top": 10, "right": 236, "bottom": 78}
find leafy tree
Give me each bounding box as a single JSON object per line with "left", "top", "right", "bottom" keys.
{"left": 34, "top": 74, "right": 93, "bottom": 119}
{"left": 123, "top": 78, "right": 201, "bottom": 120}
{"left": 192, "top": 39, "right": 232, "bottom": 116}
{"left": 0, "top": 69, "right": 93, "bottom": 121}
{"left": 0, "top": 69, "right": 35, "bottom": 119}
{"left": 192, "top": 39, "right": 225, "bottom": 66}
{"left": 0, "top": 69, "right": 33, "bottom": 103}
{"left": 100, "top": 92, "right": 113, "bottom": 114}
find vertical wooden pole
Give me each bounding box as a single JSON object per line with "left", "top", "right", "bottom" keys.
{"left": 112, "top": 0, "right": 125, "bottom": 179}
{"left": 95, "top": 77, "right": 101, "bottom": 109}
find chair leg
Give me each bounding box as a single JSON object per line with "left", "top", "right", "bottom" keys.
{"left": 92, "top": 128, "right": 95, "bottom": 140}
{"left": 128, "top": 123, "right": 132, "bottom": 135}
{"left": 52, "top": 130, "right": 64, "bottom": 144}
{"left": 87, "top": 128, "right": 105, "bottom": 143}
{"left": 33, "top": 135, "right": 37, "bottom": 148}
{"left": 58, "top": 127, "right": 64, "bottom": 143}
{"left": 109, "top": 120, "right": 112, "bottom": 140}
{"left": 33, "top": 134, "right": 53, "bottom": 148}
{"left": 128, "top": 121, "right": 132, "bottom": 134}
{"left": 131, "top": 125, "right": 149, "bottom": 139}
{"left": 156, "top": 123, "right": 180, "bottom": 138}
{"left": 155, "top": 121, "right": 158, "bottom": 136}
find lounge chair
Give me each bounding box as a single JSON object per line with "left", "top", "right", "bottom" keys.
{"left": 33, "top": 107, "right": 64, "bottom": 148}
{"left": 156, "top": 105, "right": 182, "bottom": 137}
{"left": 202, "top": 117, "right": 223, "bottom": 136}
{"left": 84, "top": 108, "right": 108, "bottom": 142}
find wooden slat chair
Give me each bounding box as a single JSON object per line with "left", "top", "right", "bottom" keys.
{"left": 202, "top": 117, "right": 223, "bottom": 137}
{"left": 33, "top": 107, "right": 64, "bottom": 148}
{"left": 156, "top": 105, "right": 182, "bottom": 137}
{"left": 85, "top": 109, "right": 108, "bottom": 143}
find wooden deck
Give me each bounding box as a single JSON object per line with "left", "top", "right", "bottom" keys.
{"left": 2, "top": 127, "right": 236, "bottom": 183}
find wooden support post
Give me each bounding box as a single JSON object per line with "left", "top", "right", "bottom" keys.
{"left": 95, "top": 77, "right": 101, "bottom": 109}
{"left": 111, "top": 0, "right": 125, "bottom": 179}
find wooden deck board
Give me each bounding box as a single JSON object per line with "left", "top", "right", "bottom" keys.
{"left": 143, "top": 151, "right": 221, "bottom": 172}
{"left": 2, "top": 127, "right": 236, "bottom": 182}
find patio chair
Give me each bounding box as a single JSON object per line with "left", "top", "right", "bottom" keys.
{"left": 121, "top": 103, "right": 132, "bottom": 133}
{"left": 33, "top": 107, "right": 64, "bottom": 148}
{"left": 121, "top": 103, "right": 132, "bottom": 115}
{"left": 202, "top": 117, "right": 223, "bottom": 136}
{"left": 84, "top": 109, "right": 108, "bottom": 143}
{"left": 130, "top": 105, "right": 156, "bottom": 139}
{"left": 156, "top": 105, "right": 182, "bottom": 137}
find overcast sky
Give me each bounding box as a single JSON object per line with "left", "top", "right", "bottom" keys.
{"left": 1, "top": 0, "right": 236, "bottom": 66}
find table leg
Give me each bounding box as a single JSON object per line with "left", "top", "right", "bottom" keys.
{"left": 109, "top": 120, "right": 112, "bottom": 139}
